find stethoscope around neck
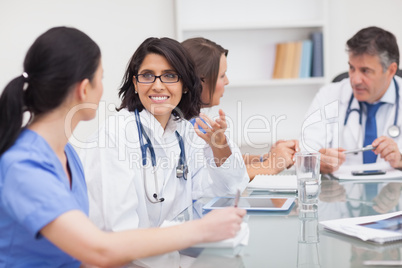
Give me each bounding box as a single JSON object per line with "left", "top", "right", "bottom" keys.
{"left": 134, "top": 109, "right": 188, "bottom": 203}
{"left": 344, "top": 77, "right": 401, "bottom": 138}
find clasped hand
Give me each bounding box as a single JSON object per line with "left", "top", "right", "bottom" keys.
{"left": 260, "top": 140, "right": 299, "bottom": 173}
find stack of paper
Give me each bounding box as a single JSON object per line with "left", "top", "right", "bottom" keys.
{"left": 161, "top": 221, "right": 249, "bottom": 249}
{"left": 248, "top": 174, "right": 297, "bottom": 191}
{"left": 191, "top": 222, "right": 249, "bottom": 248}
{"left": 332, "top": 163, "right": 402, "bottom": 180}
{"left": 320, "top": 211, "right": 402, "bottom": 244}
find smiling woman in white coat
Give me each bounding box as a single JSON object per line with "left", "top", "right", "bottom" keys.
{"left": 0, "top": 28, "right": 246, "bottom": 268}
{"left": 79, "top": 37, "right": 249, "bottom": 265}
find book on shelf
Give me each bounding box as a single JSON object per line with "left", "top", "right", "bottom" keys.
{"left": 311, "top": 31, "right": 324, "bottom": 77}
{"left": 272, "top": 43, "right": 285, "bottom": 79}
{"left": 291, "top": 41, "right": 303, "bottom": 78}
{"left": 272, "top": 39, "right": 314, "bottom": 79}
{"left": 272, "top": 42, "right": 298, "bottom": 79}
{"left": 282, "top": 42, "right": 295, "bottom": 79}
{"left": 299, "top": 39, "right": 313, "bottom": 78}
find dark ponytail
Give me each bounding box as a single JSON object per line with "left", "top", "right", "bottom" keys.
{"left": 0, "top": 26, "right": 101, "bottom": 155}
{"left": 0, "top": 76, "right": 26, "bottom": 155}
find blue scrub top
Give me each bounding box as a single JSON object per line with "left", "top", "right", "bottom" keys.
{"left": 0, "top": 129, "right": 88, "bottom": 267}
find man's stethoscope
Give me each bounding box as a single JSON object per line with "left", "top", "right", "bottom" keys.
{"left": 135, "top": 109, "right": 188, "bottom": 203}
{"left": 343, "top": 77, "right": 401, "bottom": 138}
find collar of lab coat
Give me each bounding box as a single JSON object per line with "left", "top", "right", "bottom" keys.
{"left": 138, "top": 109, "right": 181, "bottom": 144}
{"left": 341, "top": 77, "right": 397, "bottom": 146}
{"left": 378, "top": 78, "right": 396, "bottom": 105}
{"left": 339, "top": 79, "right": 354, "bottom": 105}
{"left": 340, "top": 79, "right": 360, "bottom": 146}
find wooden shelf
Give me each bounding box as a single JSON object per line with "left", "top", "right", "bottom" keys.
{"left": 227, "top": 77, "right": 326, "bottom": 88}
{"left": 181, "top": 20, "right": 325, "bottom": 32}
{"left": 175, "top": 0, "right": 329, "bottom": 145}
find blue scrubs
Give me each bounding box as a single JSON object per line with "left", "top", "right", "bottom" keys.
{"left": 0, "top": 129, "right": 88, "bottom": 267}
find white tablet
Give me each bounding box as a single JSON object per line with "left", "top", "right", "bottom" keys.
{"left": 203, "top": 196, "right": 295, "bottom": 211}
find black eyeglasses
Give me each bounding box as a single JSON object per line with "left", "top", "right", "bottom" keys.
{"left": 135, "top": 73, "right": 180, "bottom": 84}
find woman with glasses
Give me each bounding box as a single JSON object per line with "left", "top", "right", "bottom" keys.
{"left": 80, "top": 37, "right": 249, "bottom": 267}
{"left": 182, "top": 37, "right": 300, "bottom": 181}
{"left": 0, "top": 29, "right": 246, "bottom": 267}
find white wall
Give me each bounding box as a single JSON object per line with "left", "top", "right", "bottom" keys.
{"left": 327, "top": 0, "right": 402, "bottom": 80}
{"left": 1, "top": 0, "right": 402, "bottom": 152}
{"left": 0, "top": 0, "right": 175, "bottom": 149}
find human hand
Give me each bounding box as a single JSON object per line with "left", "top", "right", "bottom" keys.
{"left": 318, "top": 148, "right": 346, "bottom": 174}
{"left": 194, "top": 109, "right": 228, "bottom": 148}
{"left": 262, "top": 140, "right": 299, "bottom": 173}
{"left": 319, "top": 177, "right": 346, "bottom": 202}
{"left": 372, "top": 136, "right": 402, "bottom": 168}
{"left": 373, "top": 182, "right": 402, "bottom": 213}
{"left": 198, "top": 207, "right": 246, "bottom": 243}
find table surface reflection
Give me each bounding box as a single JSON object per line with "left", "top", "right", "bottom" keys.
{"left": 185, "top": 176, "right": 402, "bottom": 268}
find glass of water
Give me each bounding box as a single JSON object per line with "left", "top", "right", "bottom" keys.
{"left": 297, "top": 209, "right": 320, "bottom": 268}
{"left": 295, "top": 152, "right": 321, "bottom": 211}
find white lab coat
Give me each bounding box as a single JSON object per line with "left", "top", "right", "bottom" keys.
{"left": 80, "top": 108, "right": 249, "bottom": 231}
{"left": 301, "top": 76, "right": 402, "bottom": 166}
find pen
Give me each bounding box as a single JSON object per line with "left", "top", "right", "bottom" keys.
{"left": 344, "top": 145, "right": 376, "bottom": 155}
{"left": 234, "top": 189, "right": 241, "bottom": 207}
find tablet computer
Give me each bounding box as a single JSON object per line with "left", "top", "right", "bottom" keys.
{"left": 203, "top": 196, "right": 295, "bottom": 211}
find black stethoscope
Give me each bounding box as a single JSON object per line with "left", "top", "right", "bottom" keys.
{"left": 135, "top": 109, "right": 188, "bottom": 203}
{"left": 344, "top": 77, "right": 400, "bottom": 138}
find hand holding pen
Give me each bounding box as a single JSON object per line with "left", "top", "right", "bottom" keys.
{"left": 319, "top": 148, "right": 346, "bottom": 174}
{"left": 320, "top": 145, "right": 376, "bottom": 174}
{"left": 372, "top": 136, "right": 402, "bottom": 168}
{"left": 344, "top": 145, "right": 376, "bottom": 155}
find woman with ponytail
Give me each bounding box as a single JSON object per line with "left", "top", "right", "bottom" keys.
{"left": 182, "top": 37, "right": 300, "bottom": 181}
{"left": 0, "top": 27, "right": 245, "bottom": 267}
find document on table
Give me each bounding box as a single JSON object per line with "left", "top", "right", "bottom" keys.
{"left": 190, "top": 222, "right": 249, "bottom": 248}
{"left": 332, "top": 162, "right": 402, "bottom": 180}
{"left": 320, "top": 211, "right": 402, "bottom": 244}
{"left": 161, "top": 221, "right": 249, "bottom": 248}
{"left": 248, "top": 174, "right": 297, "bottom": 191}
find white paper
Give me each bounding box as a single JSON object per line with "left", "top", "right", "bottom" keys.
{"left": 248, "top": 174, "right": 297, "bottom": 190}
{"left": 161, "top": 221, "right": 249, "bottom": 248}
{"left": 320, "top": 211, "right": 402, "bottom": 244}
{"left": 190, "top": 222, "right": 249, "bottom": 248}
{"left": 332, "top": 162, "right": 402, "bottom": 180}
{"left": 179, "top": 254, "right": 197, "bottom": 268}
